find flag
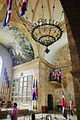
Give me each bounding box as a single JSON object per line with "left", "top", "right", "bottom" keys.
{"left": 32, "top": 79, "right": 38, "bottom": 100}
{"left": 7, "top": 0, "right": 9, "bottom": 5}
{"left": 35, "top": 79, "right": 38, "bottom": 99}
{"left": 52, "top": 71, "right": 55, "bottom": 80}
{"left": 58, "top": 69, "right": 62, "bottom": 82}
{"left": 55, "top": 71, "right": 59, "bottom": 81}
{"left": 62, "top": 95, "right": 67, "bottom": 119}
{"left": 3, "top": 0, "right": 12, "bottom": 27}
{"left": 32, "top": 79, "right": 36, "bottom": 100}
{"left": 70, "top": 97, "right": 74, "bottom": 116}
{"left": 20, "top": 0, "right": 28, "bottom": 16}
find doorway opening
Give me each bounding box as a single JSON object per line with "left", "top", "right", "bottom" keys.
{"left": 47, "top": 94, "right": 53, "bottom": 110}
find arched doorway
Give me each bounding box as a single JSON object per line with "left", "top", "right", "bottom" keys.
{"left": 47, "top": 94, "right": 53, "bottom": 110}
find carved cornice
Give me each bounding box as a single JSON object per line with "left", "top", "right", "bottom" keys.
{"left": 12, "top": 58, "right": 55, "bottom": 70}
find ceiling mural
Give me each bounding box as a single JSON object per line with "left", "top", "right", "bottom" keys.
{"left": 0, "top": 26, "right": 34, "bottom": 66}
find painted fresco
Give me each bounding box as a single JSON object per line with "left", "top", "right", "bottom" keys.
{"left": 0, "top": 26, "right": 34, "bottom": 66}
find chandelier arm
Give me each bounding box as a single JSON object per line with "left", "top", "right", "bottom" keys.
{"left": 15, "top": 0, "right": 64, "bottom": 53}
{"left": 31, "top": 22, "right": 63, "bottom": 47}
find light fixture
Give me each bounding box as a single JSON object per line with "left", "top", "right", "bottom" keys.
{"left": 15, "top": 0, "right": 64, "bottom": 53}
{"left": 31, "top": 18, "right": 63, "bottom": 53}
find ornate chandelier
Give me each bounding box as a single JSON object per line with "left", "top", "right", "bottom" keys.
{"left": 15, "top": 0, "right": 64, "bottom": 53}
{"left": 31, "top": 18, "right": 63, "bottom": 53}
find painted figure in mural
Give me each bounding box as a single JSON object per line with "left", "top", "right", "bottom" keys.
{"left": 9, "top": 103, "right": 19, "bottom": 120}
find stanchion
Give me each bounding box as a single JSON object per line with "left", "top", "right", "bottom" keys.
{"left": 32, "top": 113, "right": 35, "bottom": 120}
{"left": 68, "top": 112, "right": 71, "bottom": 120}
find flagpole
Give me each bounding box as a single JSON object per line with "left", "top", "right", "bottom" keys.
{"left": 41, "top": 106, "right": 43, "bottom": 119}
{"left": 69, "top": 95, "right": 71, "bottom": 120}
{"left": 68, "top": 95, "right": 74, "bottom": 120}
{"left": 36, "top": 99, "right": 37, "bottom": 110}
{"left": 68, "top": 94, "right": 71, "bottom": 120}
{"left": 61, "top": 91, "right": 67, "bottom": 119}
{"left": 68, "top": 106, "right": 71, "bottom": 120}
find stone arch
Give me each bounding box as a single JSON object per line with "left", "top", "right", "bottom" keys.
{"left": 10, "top": 21, "right": 39, "bottom": 58}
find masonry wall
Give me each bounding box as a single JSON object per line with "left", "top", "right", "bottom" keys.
{"left": 12, "top": 58, "right": 62, "bottom": 111}
{"left": 53, "top": 44, "right": 75, "bottom": 106}
{"left": 12, "top": 50, "right": 75, "bottom": 111}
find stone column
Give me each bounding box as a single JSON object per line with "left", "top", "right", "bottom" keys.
{"left": 65, "top": 16, "right": 80, "bottom": 120}
{"left": 59, "top": 0, "right": 80, "bottom": 119}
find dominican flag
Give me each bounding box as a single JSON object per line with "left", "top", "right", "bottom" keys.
{"left": 32, "top": 79, "right": 38, "bottom": 100}
{"left": 58, "top": 69, "right": 62, "bottom": 82}
{"left": 70, "top": 97, "right": 74, "bottom": 116}
{"left": 7, "top": 0, "right": 9, "bottom": 5}
{"left": 3, "top": 0, "right": 12, "bottom": 27}
{"left": 20, "top": 0, "right": 28, "bottom": 16}
{"left": 62, "top": 95, "right": 67, "bottom": 119}
{"left": 55, "top": 71, "right": 59, "bottom": 81}
{"left": 32, "top": 80, "right": 36, "bottom": 100}
{"left": 35, "top": 79, "right": 38, "bottom": 99}
{"left": 56, "top": 69, "right": 62, "bottom": 82}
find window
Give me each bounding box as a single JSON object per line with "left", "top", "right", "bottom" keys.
{"left": 19, "top": 87, "right": 22, "bottom": 91}
{"left": 20, "top": 82, "right": 23, "bottom": 87}
{"left": 23, "top": 87, "right": 26, "bottom": 91}
{"left": 18, "top": 93, "right": 22, "bottom": 96}
{"left": 24, "top": 77, "right": 27, "bottom": 81}
{"left": 23, "top": 93, "right": 27, "bottom": 96}
{"left": 28, "top": 86, "right": 31, "bottom": 91}
{"left": 23, "top": 98, "right": 27, "bottom": 102}
{"left": 15, "top": 88, "right": 19, "bottom": 91}
{"left": 11, "top": 75, "right": 33, "bottom": 102}
{"left": 15, "top": 93, "right": 19, "bottom": 96}
{"left": 20, "top": 77, "right": 23, "bottom": 82}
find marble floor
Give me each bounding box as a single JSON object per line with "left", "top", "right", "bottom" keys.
{"left": 1, "top": 113, "right": 77, "bottom": 120}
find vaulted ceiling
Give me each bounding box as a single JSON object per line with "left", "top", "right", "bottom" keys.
{"left": 0, "top": 26, "right": 34, "bottom": 66}
{"left": 16, "top": 0, "right": 64, "bottom": 23}
{"left": 0, "top": 0, "right": 68, "bottom": 66}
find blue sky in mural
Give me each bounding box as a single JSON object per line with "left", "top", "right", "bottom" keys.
{"left": 0, "top": 26, "right": 34, "bottom": 66}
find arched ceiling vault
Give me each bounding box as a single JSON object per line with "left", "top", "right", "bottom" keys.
{"left": 0, "top": 0, "right": 68, "bottom": 65}
{"left": 0, "top": 0, "right": 39, "bottom": 59}
{"left": 10, "top": 22, "right": 39, "bottom": 58}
